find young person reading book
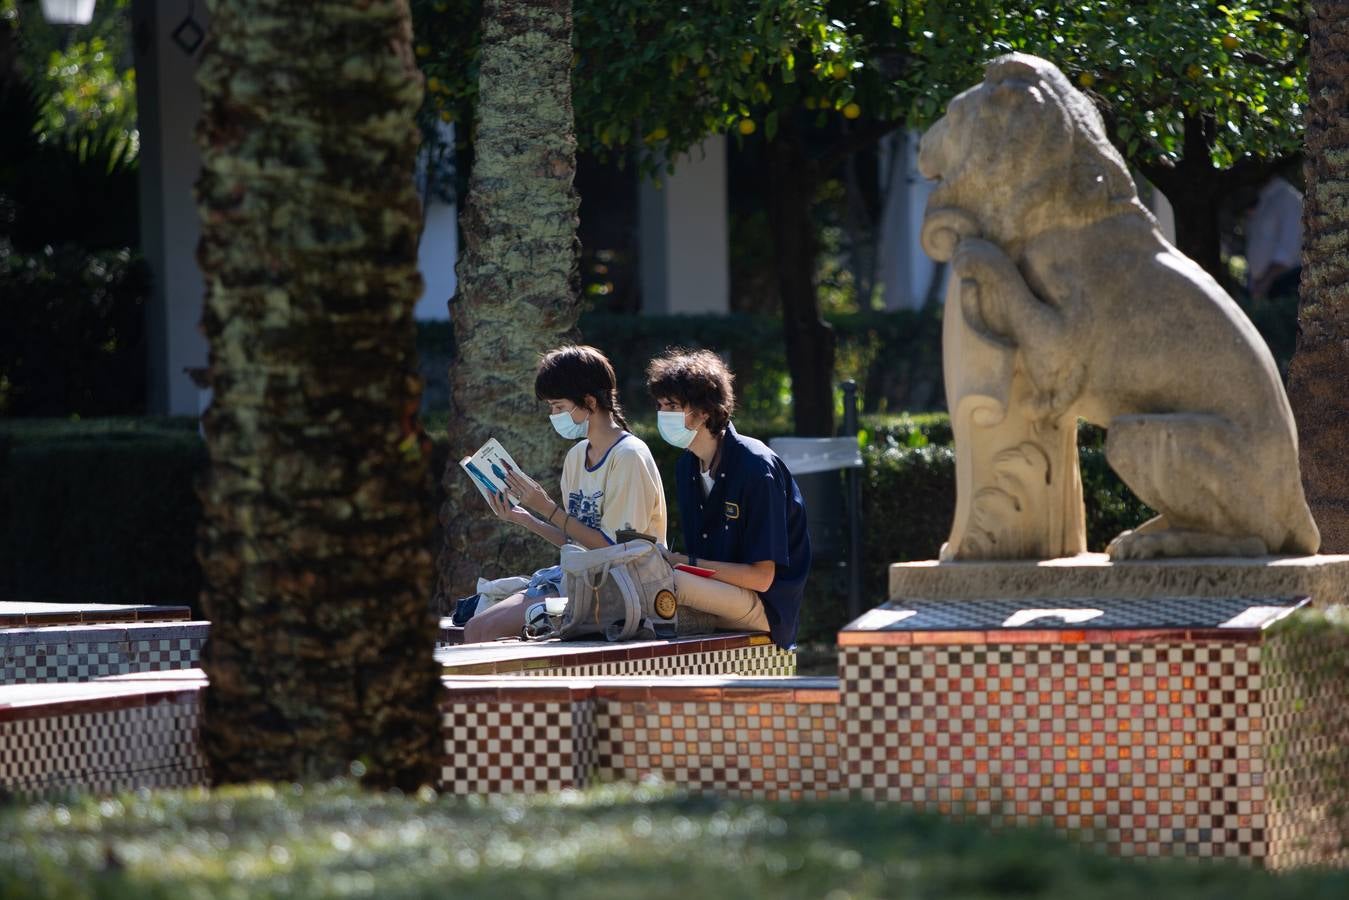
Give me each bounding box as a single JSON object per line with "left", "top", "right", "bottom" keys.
{"left": 646, "top": 349, "right": 812, "bottom": 650}
{"left": 464, "top": 345, "right": 667, "bottom": 643}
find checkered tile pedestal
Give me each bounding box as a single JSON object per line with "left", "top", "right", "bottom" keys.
{"left": 840, "top": 595, "right": 1310, "bottom": 862}
{"left": 440, "top": 677, "right": 839, "bottom": 798}
{"left": 437, "top": 632, "right": 795, "bottom": 678}
{"left": 0, "top": 671, "right": 207, "bottom": 798}
{"left": 0, "top": 622, "right": 208, "bottom": 685}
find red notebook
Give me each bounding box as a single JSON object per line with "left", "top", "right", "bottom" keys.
{"left": 675, "top": 563, "right": 717, "bottom": 578}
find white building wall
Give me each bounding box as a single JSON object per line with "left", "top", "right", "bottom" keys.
{"left": 878, "top": 130, "right": 944, "bottom": 311}
{"left": 638, "top": 136, "right": 729, "bottom": 314}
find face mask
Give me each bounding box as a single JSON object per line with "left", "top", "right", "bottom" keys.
{"left": 657, "top": 410, "right": 698, "bottom": 449}
{"left": 550, "top": 408, "right": 589, "bottom": 440}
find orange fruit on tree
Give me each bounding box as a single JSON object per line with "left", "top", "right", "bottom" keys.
{"left": 843, "top": 102, "right": 861, "bottom": 119}
{"left": 1221, "top": 34, "right": 1240, "bottom": 51}
{"left": 1077, "top": 72, "right": 1096, "bottom": 88}
{"left": 738, "top": 118, "right": 757, "bottom": 136}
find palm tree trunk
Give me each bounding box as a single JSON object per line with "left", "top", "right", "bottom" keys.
{"left": 194, "top": 0, "right": 441, "bottom": 788}
{"left": 1288, "top": 2, "right": 1349, "bottom": 552}
{"left": 437, "top": 0, "right": 581, "bottom": 601}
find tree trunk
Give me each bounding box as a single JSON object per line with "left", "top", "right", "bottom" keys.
{"left": 437, "top": 0, "right": 581, "bottom": 601}
{"left": 194, "top": 0, "right": 441, "bottom": 788}
{"left": 1141, "top": 115, "right": 1228, "bottom": 288}
{"left": 1287, "top": 2, "right": 1349, "bottom": 552}
{"left": 765, "top": 124, "right": 836, "bottom": 436}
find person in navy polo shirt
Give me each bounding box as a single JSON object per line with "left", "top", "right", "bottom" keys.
{"left": 646, "top": 349, "right": 811, "bottom": 650}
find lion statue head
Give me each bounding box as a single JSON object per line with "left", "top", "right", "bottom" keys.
{"left": 918, "top": 53, "right": 1154, "bottom": 260}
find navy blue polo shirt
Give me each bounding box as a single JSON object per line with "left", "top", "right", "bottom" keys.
{"left": 674, "top": 422, "right": 811, "bottom": 650}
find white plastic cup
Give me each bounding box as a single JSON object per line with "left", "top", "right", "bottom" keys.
{"left": 545, "top": 596, "right": 567, "bottom": 617}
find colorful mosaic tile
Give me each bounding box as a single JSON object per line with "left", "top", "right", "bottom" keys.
{"left": 441, "top": 696, "right": 593, "bottom": 795}
{"left": 0, "top": 623, "right": 208, "bottom": 685}
{"left": 840, "top": 641, "right": 1265, "bottom": 859}
{"left": 595, "top": 695, "right": 841, "bottom": 800}
{"left": 438, "top": 633, "right": 796, "bottom": 678}
{"left": 0, "top": 693, "right": 206, "bottom": 798}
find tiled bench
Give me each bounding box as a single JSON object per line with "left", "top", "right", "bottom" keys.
{"left": 436, "top": 632, "right": 796, "bottom": 678}
{"left": 0, "top": 669, "right": 207, "bottom": 797}
{"left": 0, "top": 621, "right": 209, "bottom": 685}
{"left": 837, "top": 595, "right": 1326, "bottom": 863}
{"left": 440, "top": 675, "right": 839, "bottom": 798}
{"left": 0, "top": 602, "right": 192, "bottom": 628}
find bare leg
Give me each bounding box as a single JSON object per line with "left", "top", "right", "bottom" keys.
{"left": 463, "top": 592, "right": 529, "bottom": 643}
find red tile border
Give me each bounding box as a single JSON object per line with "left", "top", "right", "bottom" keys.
{"left": 440, "top": 631, "right": 781, "bottom": 674}
{"left": 719, "top": 686, "right": 797, "bottom": 702}
{"left": 840, "top": 627, "right": 1268, "bottom": 647}
{"left": 838, "top": 631, "right": 912, "bottom": 646}
{"left": 493, "top": 686, "right": 577, "bottom": 702}
{"left": 911, "top": 630, "right": 988, "bottom": 645}
{"left": 647, "top": 686, "right": 725, "bottom": 702}
{"left": 0, "top": 686, "right": 203, "bottom": 723}
{"left": 594, "top": 684, "right": 651, "bottom": 702}
{"left": 793, "top": 688, "right": 841, "bottom": 704}
{"left": 438, "top": 688, "right": 502, "bottom": 708}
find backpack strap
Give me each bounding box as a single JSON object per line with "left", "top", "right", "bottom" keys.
{"left": 603, "top": 565, "right": 644, "bottom": 641}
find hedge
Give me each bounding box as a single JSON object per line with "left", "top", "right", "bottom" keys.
{"left": 2, "top": 782, "right": 1347, "bottom": 898}
{"left": 416, "top": 306, "right": 947, "bottom": 429}
{"left": 0, "top": 416, "right": 1150, "bottom": 643}
{"left": 0, "top": 418, "right": 205, "bottom": 615}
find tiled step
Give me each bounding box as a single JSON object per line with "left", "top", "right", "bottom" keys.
{"left": 436, "top": 631, "right": 796, "bottom": 677}
{"left": 0, "top": 621, "right": 208, "bottom": 685}
{"left": 0, "top": 602, "right": 192, "bottom": 628}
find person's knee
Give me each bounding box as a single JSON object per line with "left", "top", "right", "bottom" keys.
{"left": 464, "top": 595, "right": 526, "bottom": 643}
{"left": 463, "top": 614, "right": 492, "bottom": 644}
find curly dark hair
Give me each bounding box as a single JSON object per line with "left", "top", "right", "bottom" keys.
{"left": 645, "top": 348, "right": 736, "bottom": 435}
{"left": 535, "top": 345, "right": 629, "bottom": 429}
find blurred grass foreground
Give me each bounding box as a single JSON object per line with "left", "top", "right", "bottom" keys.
{"left": 2, "top": 782, "right": 1347, "bottom": 899}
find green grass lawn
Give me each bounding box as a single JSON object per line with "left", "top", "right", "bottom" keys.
{"left": 1, "top": 782, "right": 1345, "bottom": 899}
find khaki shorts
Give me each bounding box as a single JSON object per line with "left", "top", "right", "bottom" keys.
{"left": 672, "top": 569, "right": 770, "bottom": 633}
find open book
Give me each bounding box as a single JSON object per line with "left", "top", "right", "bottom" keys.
{"left": 459, "top": 438, "right": 523, "bottom": 505}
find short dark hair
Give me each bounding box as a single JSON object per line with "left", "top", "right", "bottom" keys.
{"left": 534, "top": 345, "right": 628, "bottom": 429}
{"left": 645, "top": 348, "right": 736, "bottom": 434}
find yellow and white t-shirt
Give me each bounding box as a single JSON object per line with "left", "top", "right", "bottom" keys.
{"left": 560, "top": 433, "right": 666, "bottom": 544}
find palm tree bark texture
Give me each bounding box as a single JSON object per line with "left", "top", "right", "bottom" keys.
{"left": 1288, "top": 2, "right": 1349, "bottom": 553}
{"left": 437, "top": 0, "right": 581, "bottom": 602}
{"left": 194, "top": 0, "right": 442, "bottom": 788}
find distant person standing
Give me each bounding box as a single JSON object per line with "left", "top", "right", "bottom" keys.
{"left": 1245, "top": 175, "right": 1303, "bottom": 301}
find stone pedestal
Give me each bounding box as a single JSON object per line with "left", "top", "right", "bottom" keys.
{"left": 841, "top": 559, "right": 1349, "bottom": 863}
{"left": 890, "top": 553, "right": 1349, "bottom": 605}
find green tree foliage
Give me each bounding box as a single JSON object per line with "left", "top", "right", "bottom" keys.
{"left": 412, "top": 0, "right": 1308, "bottom": 426}
{"left": 901, "top": 0, "right": 1309, "bottom": 282}
{"left": 2, "top": 0, "right": 138, "bottom": 151}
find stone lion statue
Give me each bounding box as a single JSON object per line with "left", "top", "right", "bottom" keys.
{"left": 918, "top": 52, "right": 1319, "bottom": 560}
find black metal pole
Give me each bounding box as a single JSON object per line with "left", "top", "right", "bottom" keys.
{"left": 841, "top": 380, "right": 862, "bottom": 619}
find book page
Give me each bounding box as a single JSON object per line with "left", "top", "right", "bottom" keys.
{"left": 459, "top": 438, "right": 523, "bottom": 505}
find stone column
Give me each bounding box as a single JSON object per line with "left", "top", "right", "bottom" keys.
{"left": 638, "top": 136, "right": 729, "bottom": 314}
{"left": 132, "top": 0, "right": 209, "bottom": 416}
{"left": 878, "top": 130, "right": 943, "bottom": 311}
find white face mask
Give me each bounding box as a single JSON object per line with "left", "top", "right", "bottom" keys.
{"left": 657, "top": 410, "right": 698, "bottom": 449}
{"left": 550, "top": 408, "right": 589, "bottom": 440}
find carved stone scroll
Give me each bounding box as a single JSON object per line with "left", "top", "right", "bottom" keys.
{"left": 939, "top": 272, "right": 1086, "bottom": 561}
